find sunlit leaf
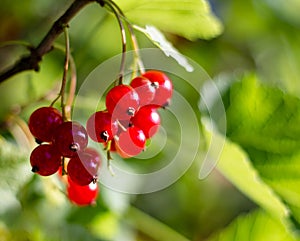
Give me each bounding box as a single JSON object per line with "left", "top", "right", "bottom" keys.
{"left": 134, "top": 25, "right": 194, "bottom": 72}
{"left": 114, "top": 0, "right": 223, "bottom": 40}
{"left": 203, "top": 75, "right": 300, "bottom": 226}
{"left": 0, "top": 136, "right": 31, "bottom": 214}
{"left": 202, "top": 118, "right": 289, "bottom": 221}
{"left": 262, "top": 0, "right": 300, "bottom": 27}
{"left": 224, "top": 74, "right": 300, "bottom": 225}
{"left": 207, "top": 210, "right": 297, "bottom": 241}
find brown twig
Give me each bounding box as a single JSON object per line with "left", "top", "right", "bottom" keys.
{"left": 0, "top": 0, "right": 95, "bottom": 84}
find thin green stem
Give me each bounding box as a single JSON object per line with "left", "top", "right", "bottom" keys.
{"left": 106, "top": 140, "right": 115, "bottom": 176}
{"left": 65, "top": 55, "right": 77, "bottom": 120}
{"left": 61, "top": 26, "right": 70, "bottom": 121}
{"left": 105, "top": 0, "right": 144, "bottom": 74}
{"left": 61, "top": 157, "right": 67, "bottom": 175}
{"left": 51, "top": 42, "right": 76, "bottom": 120}
{"left": 125, "top": 206, "right": 191, "bottom": 241}
{"left": 101, "top": 0, "right": 126, "bottom": 85}
{"left": 0, "top": 40, "right": 32, "bottom": 49}
{"left": 50, "top": 26, "right": 70, "bottom": 121}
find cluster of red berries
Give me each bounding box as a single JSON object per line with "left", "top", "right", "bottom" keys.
{"left": 86, "top": 70, "right": 173, "bottom": 158}
{"left": 28, "top": 106, "right": 101, "bottom": 206}
{"left": 27, "top": 70, "right": 172, "bottom": 206}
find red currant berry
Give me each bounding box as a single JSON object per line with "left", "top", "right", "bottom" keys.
{"left": 28, "top": 107, "right": 63, "bottom": 142}
{"left": 30, "top": 144, "right": 61, "bottom": 176}
{"left": 106, "top": 85, "right": 139, "bottom": 120}
{"left": 131, "top": 106, "right": 161, "bottom": 138}
{"left": 67, "top": 176, "right": 98, "bottom": 206}
{"left": 53, "top": 121, "right": 88, "bottom": 158}
{"left": 142, "top": 71, "right": 173, "bottom": 108}
{"left": 67, "top": 151, "right": 100, "bottom": 186}
{"left": 84, "top": 147, "right": 102, "bottom": 171}
{"left": 115, "top": 126, "right": 146, "bottom": 158}
{"left": 86, "top": 111, "right": 118, "bottom": 143}
{"left": 130, "top": 76, "right": 155, "bottom": 106}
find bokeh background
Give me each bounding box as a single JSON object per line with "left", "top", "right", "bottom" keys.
{"left": 1, "top": 0, "right": 300, "bottom": 240}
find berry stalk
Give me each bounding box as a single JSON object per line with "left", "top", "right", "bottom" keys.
{"left": 50, "top": 26, "right": 70, "bottom": 121}
{"left": 104, "top": 0, "right": 145, "bottom": 75}
{"left": 102, "top": 0, "right": 127, "bottom": 85}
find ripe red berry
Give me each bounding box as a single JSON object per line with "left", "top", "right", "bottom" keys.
{"left": 28, "top": 107, "right": 63, "bottom": 142}
{"left": 84, "top": 147, "right": 102, "bottom": 171}
{"left": 115, "top": 126, "right": 146, "bottom": 158}
{"left": 106, "top": 85, "right": 139, "bottom": 120}
{"left": 67, "top": 151, "right": 100, "bottom": 186}
{"left": 30, "top": 144, "right": 61, "bottom": 176}
{"left": 86, "top": 111, "right": 118, "bottom": 143}
{"left": 131, "top": 106, "right": 160, "bottom": 138}
{"left": 67, "top": 176, "right": 98, "bottom": 206}
{"left": 142, "top": 71, "right": 173, "bottom": 108}
{"left": 130, "top": 76, "right": 156, "bottom": 106}
{"left": 53, "top": 121, "right": 88, "bottom": 158}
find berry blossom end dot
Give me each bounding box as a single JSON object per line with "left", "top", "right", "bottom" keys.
{"left": 86, "top": 111, "right": 118, "bottom": 143}
{"left": 67, "top": 153, "right": 97, "bottom": 186}
{"left": 130, "top": 76, "right": 156, "bottom": 106}
{"left": 30, "top": 144, "right": 62, "bottom": 176}
{"left": 53, "top": 121, "right": 89, "bottom": 158}
{"left": 142, "top": 71, "right": 173, "bottom": 108}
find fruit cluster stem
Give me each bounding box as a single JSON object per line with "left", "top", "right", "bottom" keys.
{"left": 104, "top": 0, "right": 144, "bottom": 74}
{"left": 101, "top": 0, "right": 127, "bottom": 85}
{"left": 50, "top": 26, "right": 71, "bottom": 121}
{"left": 61, "top": 26, "right": 70, "bottom": 121}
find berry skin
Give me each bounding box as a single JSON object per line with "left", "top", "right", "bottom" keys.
{"left": 86, "top": 111, "right": 118, "bottom": 143}
{"left": 115, "top": 126, "right": 146, "bottom": 158}
{"left": 67, "top": 151, "right": 100, "bottom": 186}
{"left": 84, "top": 147, "right": 102, "bottom": 172}
{"left": 131, "top": 106, "right": 160, "bottom": 138}
{"left": 67, "top": 176, "right": 98, "bottom": 206}
{"left": 106, "top": 85, "right": 139, "bottom": 120}
{"left": 28, "top": 107, "right": 63, "bottom": 142}
{"left": 30, "top": 144, "right": 61, "bottom": 176}
{"left": 142, "top": 71, "right": 173, "bottom": 108}
{"left": 130, "top": 76, "right": 156, "bottom": 106}
{"left": 53, "top": 121, "right": 88, "bottom": 158}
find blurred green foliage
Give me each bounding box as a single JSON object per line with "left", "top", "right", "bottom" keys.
{"left": 1, "top": 0, "right": 300, "bottom": 241}
{"left": 207, "top": 210, "right": 297, "bottom": 241}
{"left": 223, "top": 75, "right": 300, "bottom": 226}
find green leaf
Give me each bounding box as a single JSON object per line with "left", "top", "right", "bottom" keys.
{"left": 0, "top": 136, "right": 31, "bottom": 214}
{"left": 0, "top": 54, "right": 62, "bottom": 122}
{"left": 134, "top": 25, "right": 194, "bottom": 72}
{"left": 262, "top": 0, "right": 300, "bottom": 27}
{"left": 114, "top": 0, "right": 223, "bottom": 40}
{"left": 224, "top": 74, "right": 300, "bottom": 225}
{"left": 206, "top": 210, "right": 297, "bottom": 241}
{"left": 202, "top": 118, "right": 289, "bottom": 221}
